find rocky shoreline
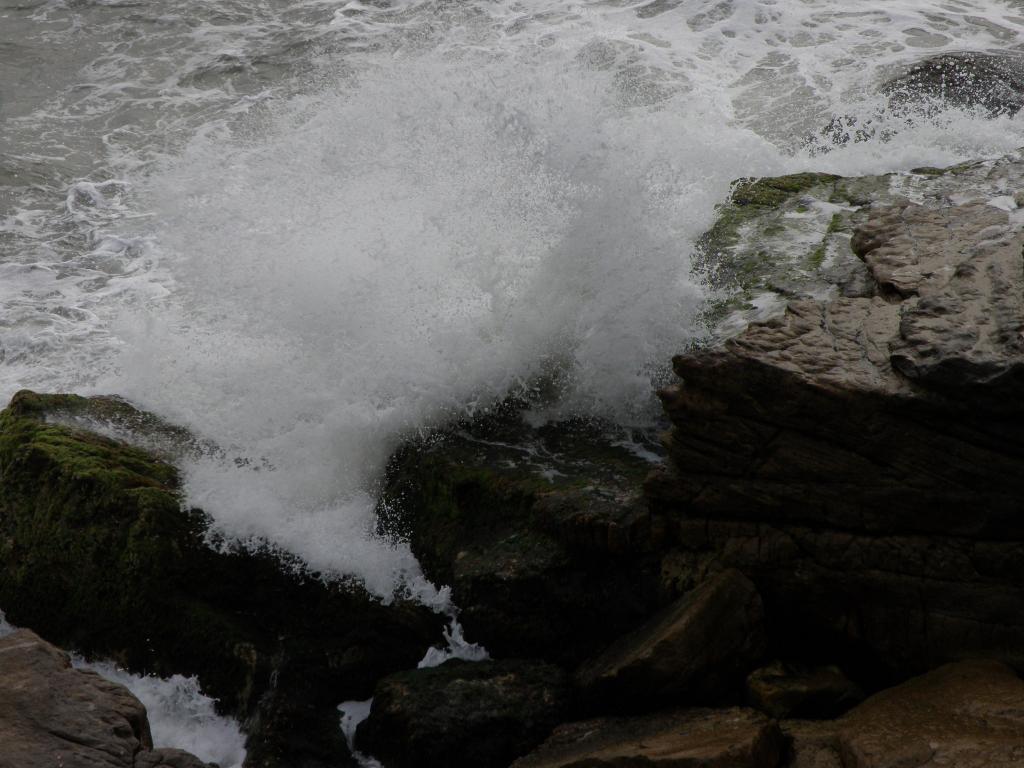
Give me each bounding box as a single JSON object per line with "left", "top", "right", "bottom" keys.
{"left": 3, "top": 143, "right": 1024, "bottom": 764}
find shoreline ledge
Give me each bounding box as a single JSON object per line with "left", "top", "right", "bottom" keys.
{"left": 2, "top": 147, "right": 1024, "bottom": 767}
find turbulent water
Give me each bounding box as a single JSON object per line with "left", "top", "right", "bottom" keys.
{"left": 4, "top": 0, "right": 1024, "bottom": 601}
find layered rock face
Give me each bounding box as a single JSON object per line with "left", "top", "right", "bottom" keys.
{"left": 0, "top": 628, "right": 213, "bottom": 768}
{"left": 648, "top": 151, "right": 1024, "bottom": 681}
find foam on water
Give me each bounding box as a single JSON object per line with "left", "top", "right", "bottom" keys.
{"left": 0, "top": 612, "right": 245, "bottom": 766}
{"left": 5, "top": 0, "right": 1024, "bottom": 596}
{"left": 72, "top": 659, "right": 248, "bottom": 768}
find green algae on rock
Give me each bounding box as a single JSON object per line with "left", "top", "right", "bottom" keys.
{"left": 0, "top": 390, "right": 442, "bottom": 768}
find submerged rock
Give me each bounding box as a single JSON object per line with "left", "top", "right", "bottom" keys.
{"left": 784, "top": 660, "right": 1024, "bottom": 768}
{"left": 355, "top": 658, "right": 570, "bottom": 768}
{"left": 577, "top": 569, "right": 766, "bottom": 713}
{"left": 378, "top": 411, "right": 669, "bottom": 665}
{"left": 649, "top": 150, "right": 1024, "bottom": 683}
{"left": 884, "top": 52, "right": 1024, "bottom": 118}
{"left": 511, "top": 707, "right": 784, "bottom": 768}
{"left": 0, "top": 628, "right": 214, "bottom": 768}
{"left": 0, "top": 390, "right": 443, "bottom": 767}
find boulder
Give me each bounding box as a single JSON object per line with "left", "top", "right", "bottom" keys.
{"left": 0, "top": 391, "right": 443, "bottom": 767}
{"left": 577, "top": 569, "right": 766, "bottom": 713}
{"left": 746, "top": 661, "right": 862, "bottom": 720}
{"left": 355, "top": 658, "right": 570, "bottom": 768}
{"left": 648, "top": 151, "right": 1024, "bottom": 682}
{"left": 784, "top": 660, "right": 1024, "bottom": 767}
{"left": 511, "top": 708, "right": 784, "bottom": 768}
{"left": 378, "top": 410, "right": 670, "bottom": 665}
{"left": 0, "top": 628, "right": 214, "bottom": 768}
{"left": 884, "top": 52, "right": 1024, "bottom": 117}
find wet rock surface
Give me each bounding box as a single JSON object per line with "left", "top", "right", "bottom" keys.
{"left": 577, "top": 569, "right": 766, "bottom": 713}
{"left": 355, "top": 658, "right": 570, "bottom": 768}
{"left": 0, "top": 390, "right": 442, "bottom": 768}
{"left": 378, "top": 411, "right": 669, "bottom": 666}
{"left": 0, "top": 628, "right": 214, "bottom": 768}
{"left": 884, "top": 52, "right": 1024, "bottom": 118}
{"left": 648, "top": 150, "right": 1024, "bottom": 682}
{"left": 511, "top": 707, "right": 784, "bottom": 768}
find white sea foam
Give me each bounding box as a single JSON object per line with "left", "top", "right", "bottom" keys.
{"left": 72, "top": 658, "right": 247, "bottom": 768}
{"left": 0, "top": 612, "right": 245, "bottom": 766}
{"left": 4, "top": 0, "right": 1024, "bottom": 597}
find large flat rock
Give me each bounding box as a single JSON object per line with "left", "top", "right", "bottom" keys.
{"left": 785, "top": 660, "right": 1024, "bottom": 767}
{"left": 511, "top": 708, "right": 783, "bottom": 768}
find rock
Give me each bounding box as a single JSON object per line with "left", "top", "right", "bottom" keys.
{"left": 648, "top": 151, "right": 1024, "bottom": 682}
{"left": 884, "top": 52, "right": 1024, "bottom": 117}
{"left": 746, "top": 661, "right": 862, "bottom": 719}
{"left": 0, "top": 390, "right": 443, "bottom": 767}
{"left": 577, "top": 569, "right": 766, "bottom": 713}
{"left": 780, "top": 721, "right": 842, "bottom": 768}
{"left": 355, "top": 658, "right": 570, "bottom": 768}
{"left": 784, "top": 660, "right": 1024, "bottom": 767}
{"left": 0, "top": 628, "right": 214, "bottom": 768}
{"left": 378, "top": 410, "right": 669, "bottom": 665}
{"left": 511, "top": 708, "right": 784, "bottom": 768}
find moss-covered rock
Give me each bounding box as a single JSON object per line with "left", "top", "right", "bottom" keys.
{"left": 0, "top": 391, "right": 443, "bottom": 767}
{"left": 378, "top": 410, "right": 672, "bottom": 666}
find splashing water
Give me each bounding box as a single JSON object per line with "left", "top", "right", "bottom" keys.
{"left": 4, "top": 0, "right": 1024, "bottom": 596}
{"left": 72, "top": 659, "right": 248, "bottom": 768}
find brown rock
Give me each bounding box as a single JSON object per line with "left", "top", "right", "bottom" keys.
{"left": 648, "top": 153, "right": 1024, "bottom": 681}
{"left": 577, "top": 569, "right": 766, "bottom": 712}
{"left": 511, "top": 707, "right": 783, "bottom": 768}
{"left": 783, "top": 660, "right": 1024, "bottom": 767}
{"left": 746, "top": 661, "right": 862, "bottom": 719}
{"left": 836, "top": 660, "right": 1024, "bottom": 768}
{"left": 780, "top": 721, "right": 842, "bottom": 768}
{"left": 0, "top": 629, "right": 214, "bottom": 768}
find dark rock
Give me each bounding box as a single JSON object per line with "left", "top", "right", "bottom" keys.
{"left": 649, "top": 152, "right": 1024, "bottom": 684}
{"left": 511, "top": 707, "right": 784, "bottom": 768}
{"left": 746, "top": 661, "right": 862, "bottom": 719}
{"left": 135, "top": 751, "right": 219, "bottom": 768}
{"left": 378, "top": 412, "right": 669, "bottom": 666}
{"left": 355, "top": 658, "right": 570, "bottom": 768}
{"left": 783, "top": 660, "right": 1024, "bottom": 767}
{"left": 0, "top": 391, "right": 443, "bottom": 768}
{"left": 576, "top": 569, "right": 766, "bottom": 713}
{"left": 884, "top": 52, "right": 1024, "bottom": 117}
{"left": 0, "top": 628, "right": 214, "bottom": 768}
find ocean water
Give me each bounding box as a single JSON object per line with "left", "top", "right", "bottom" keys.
{"left": 4, "top": 0, "right": 1024, "bottom": 599}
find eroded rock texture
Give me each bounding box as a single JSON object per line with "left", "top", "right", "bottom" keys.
{"left": 648, "top": 151, "right": 1024, "bottom": 683}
